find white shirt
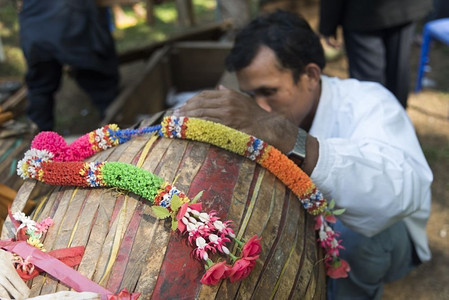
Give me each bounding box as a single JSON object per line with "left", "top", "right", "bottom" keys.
{"left": 310, "top": 75, "right": 433, "bottom": 262}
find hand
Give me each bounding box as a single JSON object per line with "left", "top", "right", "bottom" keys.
{"left": 177, "top": 85, "right": 297, "bottom": 153}
{"left": 0, "top": 249, "right": 30, "bottom": 300}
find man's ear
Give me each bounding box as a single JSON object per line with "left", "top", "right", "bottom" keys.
{"left": 304, "top": 63, "right": 321, "bottom": 88}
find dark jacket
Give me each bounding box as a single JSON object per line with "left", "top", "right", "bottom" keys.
{"left": 320, "top": 0, "right": 433, "bottom": 36}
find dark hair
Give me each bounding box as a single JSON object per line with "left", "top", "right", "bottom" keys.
{"left": 225, "top": 10, "right": 325, "bottom": 82}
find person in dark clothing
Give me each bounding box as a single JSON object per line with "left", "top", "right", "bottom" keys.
{"left": 19, "top": 0, "right": 120, "bottom": 131}
{"left": 319, "top": 0, "right": 433, "bottom": 109}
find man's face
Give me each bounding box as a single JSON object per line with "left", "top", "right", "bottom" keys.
{"left": 236, "top": 46, "right": 318, "bottom": 126}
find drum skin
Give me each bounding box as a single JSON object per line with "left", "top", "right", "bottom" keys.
{"left": 3, "top": 122, "right": 326, "bottom": 299}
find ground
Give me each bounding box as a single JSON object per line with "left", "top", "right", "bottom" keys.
{"left": 1, "top": 1, "right": 448, "bottom": 299}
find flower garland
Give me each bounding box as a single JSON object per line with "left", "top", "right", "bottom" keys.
{"left": 15, "top": 116, "right": 349, "bottom": 285}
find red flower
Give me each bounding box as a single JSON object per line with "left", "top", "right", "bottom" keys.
{"left": 326, "top": 258, "right": 350, "bottom": 279}
{"left": 227, "top": 258, "right": 257, "bottom": 283}
{"left": 241, "top": 235, "right": 262, "bottom": 258}
{"left": 200, "top": 261, "right": 230, "bottom": 285}
{"left": 325, "top": 214, "right": 337, "bottom": 223}
{"left": 107, "top": 288, "right": 140, "bottom": 300}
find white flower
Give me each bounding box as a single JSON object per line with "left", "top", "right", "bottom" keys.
{"left": 188, "top": 209, "right": 200, "bottom": 216}
{"left": 213, "top": 220, "right": 225, "bottom": 231}
{"left": 13, "top": 211, "right": 37, "bottom": 232}
{"left": 186, "top": 223, "right": 196, "bottom": 232}
{"left": 198, "top": 212, "right": 210, "bottom": 222}
{"left": 319, "top": 230, "right": 328, "bottom": 241}
{"left": 208, "top": 234, "right": 219, "bottom": 243}
{"left": 196, "top": 237, "right": 207, "bottom": 248}
{"left": 222, "top": 246, "right": 230, "bottom": 255}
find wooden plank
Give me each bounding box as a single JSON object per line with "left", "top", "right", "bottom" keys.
{"left": 29, "top": 187, "right": 66, "bottom": 296}
{"left": 73, "top": 136, "right": 146, "bottom": 288}
{"left": 196, "top": 159, "right": 256, "bottom": 299}
{"left": 249, "top": 187, "right": 299, "bottom": 299}
{"left": 117, "top": 203, "right": 156, "bottom": 291}
{"left": 171, "top": 42, "right": 233, "bottom": 92}
{"left": 235, "top": 175, "right": 288, "bottom": 299}
{"left": 1, "top": 86, "right": 27, "bottom": 116}
{"left": 39, "top": 187, "right": 88, "bottom": 295}
{"left": 273, "top": 194, "right": 306, "bottom": 299}
{"left": 212, "top": 170, "right": 286, "bottom": 299}
{"left": 130, "top": 138, "right": 185, "bottom": 296}
{"left": 90, "top": 136, "right": 151, "bottom": 291}
{"left": 132, "top": 137, "right": 172, "bottom": 296}
{"left": 117, "top": 21, "right": 230, "bottom": 64}
{"left": 106, "top": 199, "right": 145, "bottom": 292}
{"left": 151, "top": 145, "right": 243, "bottom": 299}
{"left": 140, "top": 137, "right": 172, "bottom": 174}
{"left": 290, "top": 211, "right": 320, "bottom": 299}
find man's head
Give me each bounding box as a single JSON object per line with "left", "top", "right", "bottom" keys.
{"left": 225, "top": 10, "right": 325, "bottom": 82}
{"left": 226, "top": 10, "right": 324, "bottom": 127}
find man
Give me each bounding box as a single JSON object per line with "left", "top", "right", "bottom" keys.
{"left": 178, "top": 10, "right": 433, "bottom": 299}
{"left": 20, "top": 0, "right": 119, "bottom": 131}
{"left": 319, "top": 0, "right": 433, "bottom": 109}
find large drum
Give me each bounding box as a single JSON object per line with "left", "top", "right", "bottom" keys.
{"left": 2, "top": 120, "right": 326, "bottom": 299}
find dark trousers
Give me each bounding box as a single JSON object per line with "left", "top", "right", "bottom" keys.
{"left": 327, "top": 220, "right": 420, "bottom": 300}
{"left": 26, "top": 60, "right": 119, "bottom": 131}
{"left": 344, "top": 22, "right": 415, "bottom": 109}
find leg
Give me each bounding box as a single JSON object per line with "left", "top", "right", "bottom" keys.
{"left": 25, "top": 60, "right": 63, "bottom": 131}
{"left": 73, "top": 68, "right": 119, "bottom": 118}
{"left": 343, "top": 29, "right": 386, "bottom": 85}
{"left": 328, "top": 220, "right": 418, "bottom": 300}
{"left": 384, "top": 22, "right": 415, "bottom": 108}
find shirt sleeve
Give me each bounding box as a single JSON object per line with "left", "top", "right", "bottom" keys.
{"left": 310, "top": 83, "right": 433, "bottom": 237}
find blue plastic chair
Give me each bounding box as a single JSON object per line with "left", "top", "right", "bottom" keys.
{"left": 415, "top": 18, "right": 449, "bottom": 92}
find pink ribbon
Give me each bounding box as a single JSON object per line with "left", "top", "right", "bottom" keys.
{"left": 0, "top": 240, "right": 119, "bottom": 299}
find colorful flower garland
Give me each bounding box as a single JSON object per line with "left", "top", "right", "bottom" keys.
{"left": 15, "top": 116, "right": 349, "bottom": 285}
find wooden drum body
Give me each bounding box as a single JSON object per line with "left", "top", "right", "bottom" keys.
{"left": 2, "top": 123, "right": 326, "bottom": 299}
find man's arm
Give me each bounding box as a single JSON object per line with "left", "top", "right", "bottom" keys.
{"left": 177, "top": 87, "right": 319, "bottom": 175}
